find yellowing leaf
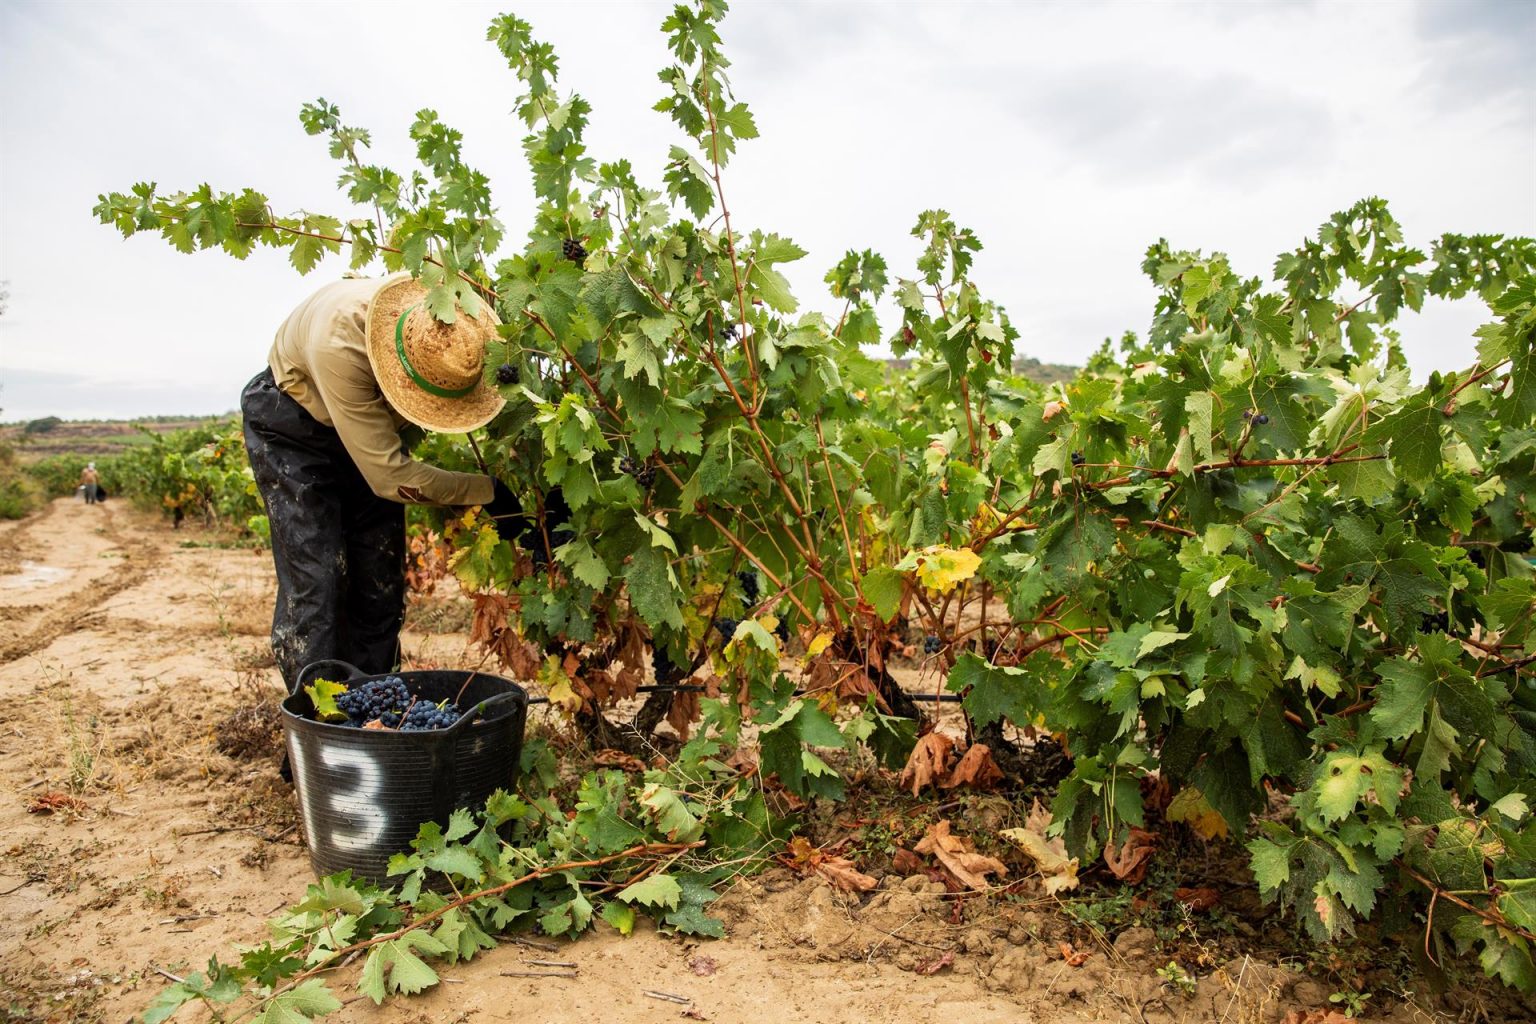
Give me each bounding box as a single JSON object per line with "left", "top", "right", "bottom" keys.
{"left": 304, "top": 677, "right": 349, "bottom": 723}
{"left": 1000, "top": 800, "right": 1080, "bottom": 895}
{"left": 1166, "top": 787, "right": 1229, "bottom": 840}
{"left": 904, "top": 545, "right": 982, "bottom": 595}
{"left": 804, "top": 631, "right": 835, "bottom": 661}
{"left": 539, "top": 656, "right": 582, "bottom": 713}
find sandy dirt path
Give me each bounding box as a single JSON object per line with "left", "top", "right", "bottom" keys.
{"left": 0, "top": 499, "right": 1458, "bottom": 1024}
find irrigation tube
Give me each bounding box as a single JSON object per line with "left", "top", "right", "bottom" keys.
{"left": 526, "top": 683, "right": 962, "bottom": 706}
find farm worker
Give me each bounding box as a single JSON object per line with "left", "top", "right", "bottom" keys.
{"left": 240, "top": 273, "right": 555, "bottom": 690}
{"left": 80, "top": 463, "right": 100, "bottom": 505}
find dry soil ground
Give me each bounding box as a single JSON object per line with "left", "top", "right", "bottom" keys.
{"left": 0, "top": 498, "right": 1522, "bottom": 1024}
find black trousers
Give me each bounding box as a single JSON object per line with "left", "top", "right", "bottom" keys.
{"left": 241, "top": 369, "right": 406, "bottom": 691}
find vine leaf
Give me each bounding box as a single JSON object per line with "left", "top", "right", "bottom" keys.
{"left": 251, "top": 980, "right": 343, "bottom": 1024}
{"left": 617, "top": 872, "right": 682, "bottom": 910}
{"left": 601, "top": 900, "right": 637, "bottom": 936}
{"left": 303, "top": 678, "right": 348, "bottom": 723}
{"left": 358, "top": 931, "right": 449, "bottom": 1003}
{"left": 1000, "top": 801, "right": 1080, "bottom": 895}
{"left": 898, "top": 733, "right": 955, "bottom": 797}
{"left": 914, "top": 819, "right": 1007, "bottom": 891}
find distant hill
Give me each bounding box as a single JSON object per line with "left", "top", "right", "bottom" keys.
{"left": 0, "top": 416, "right": 232, "bottom": 462}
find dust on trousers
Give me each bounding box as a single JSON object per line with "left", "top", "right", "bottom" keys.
{"left": 240, "top": 368, "right": 406, "bottom": 691}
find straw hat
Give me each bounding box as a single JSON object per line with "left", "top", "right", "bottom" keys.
{"left": 364, "top": 275, "right": 506, "bottom": 433}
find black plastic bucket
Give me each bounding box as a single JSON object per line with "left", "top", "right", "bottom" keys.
{"left": 282, "top": 659, "right": 528, "bottom": 883}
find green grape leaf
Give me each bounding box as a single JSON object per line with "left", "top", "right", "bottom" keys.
{"left": 617, "top": 872, "right": 683, "bottom": 910}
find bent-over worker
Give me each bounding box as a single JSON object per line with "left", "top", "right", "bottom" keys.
{"left": 240, "top": 273, "right": 552, "bottom": 690}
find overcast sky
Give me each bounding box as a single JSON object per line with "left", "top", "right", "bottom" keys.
{"left": 1, "top": 0, "right": 1532, "bottom": 423}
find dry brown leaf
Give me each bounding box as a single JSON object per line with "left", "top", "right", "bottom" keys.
{"left": 1174, "top": 886, "right": 1221, "bottom": 912}
{"left": 593, "top": 748, "right": 646, "bottom": 773}
{"left": 999, "top": 800, "right": 1080, "bottom": 895}
{"left": 469, "top": 592, "right": 527, "bottom": 670}
{"left": 503, "top": 636, "right": 543, "bottom": 681}
{"left": 815, "top": 857, "right": 879, "bottom": 893}
{"left": 913, "top": 819, "right": 1007, "bottom": 891}
{"left": 686, "top": 955, "right": 718, "bottom": 977}
{"left": 891, "top": 848, "right": 924, "bottom": 876}
{"left": 914, "top": 950, "right": 956, "bottom": 976}
{"left": 1042, "top": 399, "right": 1067, "bottom": 421}
{"left": 1103, "top": 827, "right": 1158, "bottom": 884}
{"left": 27, "top": 791, "right": 87, "bottom": 815}
{"left": 940, "top": 743, "right": 1004, "bottom": 790}
{"left": 1058, "top": 942, "right": 1090, "bottom": 967}
{"left": 898, "top": 733, "right": 955, "bottom": 797}
{"left": 781, "top": 836, "right": 819, "bottom": 870}
{"left": 666, "top": 689, "right": 700, "bottom": 742}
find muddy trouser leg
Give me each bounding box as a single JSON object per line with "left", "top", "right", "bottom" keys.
{"left": 339, "top": 467, "right": 406, "bottom": 675}
{"left": 240, "top": 369, "right": 352, "bottom": 692}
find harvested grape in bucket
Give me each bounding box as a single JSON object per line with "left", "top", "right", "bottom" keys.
{"left": 304, "top": 675, "right": 479, "bottom": 731}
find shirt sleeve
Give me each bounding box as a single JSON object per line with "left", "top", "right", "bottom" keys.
{"left": 310, "top": 350, "right": 494, "bottom": 508}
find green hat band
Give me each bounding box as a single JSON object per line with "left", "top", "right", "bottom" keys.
{"left": 395, "top": 304, "right": 479, "bottom": 400}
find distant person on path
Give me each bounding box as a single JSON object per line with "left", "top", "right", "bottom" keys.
{"left": 80, "top": 463, "right": 100, "bottom": 505}
{"left": 241, "top": 273, "right": 563, "bottom": 691}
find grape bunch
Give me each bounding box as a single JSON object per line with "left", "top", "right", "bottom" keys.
{"left": 653, "top": 644, "right": 681, "bottom": 682}
{"left": 720, "top": 322, "right": 738, "bottom": 341}
{"left": 561, "top": 238, "right": 587, "bottom": 264}
{"left": 400, "top": 700, "right": 465, "bottom": 731}
{"left": 1242, "top": 409, "right": 1270, "bottom": 425}
{"left": 773, "top": 617, "right": 789, "bottom": 643}
{"left": 496, "top": 363, "right": 519, "bottom": 386}
{"left": 737, "top": 570, "right": 760, "bottom": 604}
{"left": 619, "top": 455, "right": 655, "bottom": 488}
{"left": 923, "top": 634, "right": 942, "bottom": 654}
{"left": 1070, "top": 451, "right": 1086, "bottom": 467}
{"left": 335, "top": 676, "right": 409, "bottom": 725}
{"left": 713, "top": 618, "right": 740, "bottom": 644}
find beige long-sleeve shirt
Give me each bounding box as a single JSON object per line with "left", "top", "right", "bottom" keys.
{"left": 268, "top": 275, "right": 495, "bottom": 506}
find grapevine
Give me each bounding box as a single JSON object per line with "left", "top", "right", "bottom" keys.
{"left": 95, "top": 0, "right": 1536, "bottom": 1008}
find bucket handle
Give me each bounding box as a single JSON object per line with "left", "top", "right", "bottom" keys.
{"left": 445, "top": 689, "right": 525, "bottom": 737}
{"left": 292, "top": 659, "right": 370, "bottom": 697}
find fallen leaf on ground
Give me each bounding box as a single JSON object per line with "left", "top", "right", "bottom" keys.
{"left": 914, "top": 950, "right": 956, "bottom": 975}
{"left": 28, "top": 792, "right": 87, "bottom": 815}
{"left": 1281, "top": 1012, "right": 1352, "bottom": 1024}
{"left": 914, "top": 819, "right": 1007, "bottom": 891}
{"left": 686, "top": 955, "right": 718, "bottom": 977}
{"left": 940, "top": 743, "right": 1003, "bottom": 790}
{"left": 815, "top": 857, "right": 879, "bottom": 893}
{"left": 780, "top": 837, "right": 878, "bottom": 892}
{"left": 1058, "top": 942, "right": 1090, "bottom": 967}
{"left": 999, "top": 800, "right": 1079, "bottom": 895}
{"left": 891, "top": 848, "right": 924, "bottom": 876}
{"left": 1174, "top": 886, "right": 1221, "bottom": 912}
{"left": 593, "top": 748, "right": 646, "bottom": 772}
{"left": 898, "top": 733, "right": 955, "bottom": 797}
{"left": 1103, "top": 827, "right": 1158, "bottom": 884}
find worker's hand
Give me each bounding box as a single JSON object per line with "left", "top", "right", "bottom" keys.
{"left": 483, "top": 481, "right": 572, "bottom": 568}
{"left": 483, "top": 479, "right": 523, "bottom": 525}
